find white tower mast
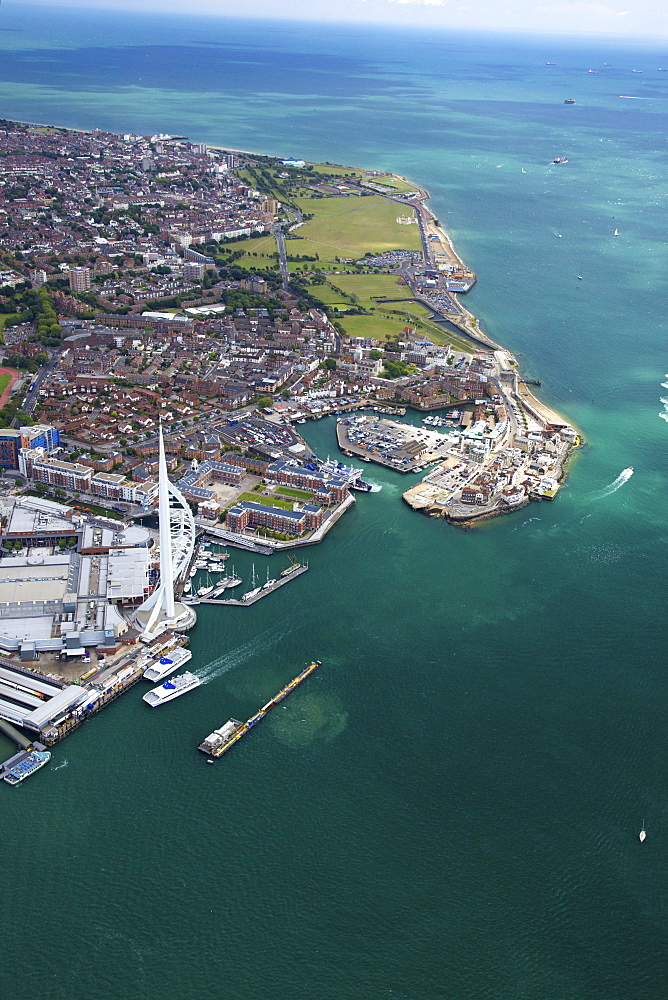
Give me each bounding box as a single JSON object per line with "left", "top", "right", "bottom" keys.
{"left": 143, "top": 422, "right": 175, "bottom": 634}
{"left": 156, "top": 421, "right": 175, "bottom": 620}
{"left": 135, "top": 422, "right": 197, "bottom": 639}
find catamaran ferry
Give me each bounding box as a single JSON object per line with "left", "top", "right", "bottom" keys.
{"left": 142, "top": 671, "right": 201, "bottom": 706}
{"left": 143, "top": 646, "right": 193, "bottom": 683}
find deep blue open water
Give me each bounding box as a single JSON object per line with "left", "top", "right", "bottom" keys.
{"left": 1, "top": 6, "right": 666, "bottom": 998}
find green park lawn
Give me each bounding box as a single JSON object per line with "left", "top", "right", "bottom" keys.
{"left": 275, "top": 486, "right": 313, "bottom": 500}
{"left": 306, "top": 162, "right": 367, "bottom": 178}
{"left": 295, "top": 194, "right": 421, "bottom": 259}
{"left": 237, "top": 491, "right": 295, "bottom": 511}
{"left": 218, "top": 234, "right": 277, "bottom": 257}
{"left": 363, "top": 175, "right": 417, "bottom": 195}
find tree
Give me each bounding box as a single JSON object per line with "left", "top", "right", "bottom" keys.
{"left": 324, "top": 358, "right": 337, "bottom": 371}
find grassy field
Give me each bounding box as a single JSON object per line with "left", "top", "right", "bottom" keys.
{"left": 363, "top": 175, "right": 417, "bottom": 195}
{"left": 275, "top": 486, "right": 312, "bottom": 500}
{"left": 217, "top": 234, "right": 277, "bottom": 257}
{"left": 330, "top": 273, "right": 412, "bottom": 304}
{"left": 238, "top": 491, "right": 295, "bottom": 511}
{"left": 306, "top": 163, "right": 367, "bottom": 178}
{"left": 0, "top": 370, "right": 14, "bottom": 396}
{"left": 233, "top": 253, "right": 280, "bottom": 272}
{"left": 295, "top": 195, "right": 421, "bottom": 258}
{"left": 335, "top": 314, "right": 413, "bottom": 341}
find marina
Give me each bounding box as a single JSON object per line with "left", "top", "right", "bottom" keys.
{"left": 199, "top": 560, "right": 308, "bottom": 605}
{"left": 197, "top": 660, "right": 321, "bottom": 759}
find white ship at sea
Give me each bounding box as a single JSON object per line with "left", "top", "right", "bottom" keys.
{"left": 143, "top": 646, "right": 193, "bottom": 683}
{"left": 142, "top": 671, "right": 201, "bottom": 706}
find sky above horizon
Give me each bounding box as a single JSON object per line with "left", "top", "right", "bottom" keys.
{"left": 13, "top": 0, "right": 668, "bottom": 40}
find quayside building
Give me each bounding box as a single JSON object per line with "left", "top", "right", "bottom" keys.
{"left": 0, "top": 427, "right": 197, "bottom": 743}
{"left": 0, "top": 495, "right": 151, "bottom": 659}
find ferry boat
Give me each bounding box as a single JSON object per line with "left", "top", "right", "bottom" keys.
{"left": 3, "top": 749, "right": 51, "bottom": 785}
{"left": 143, "top": 646, "right": 192, "bottom": 683}
{"left": 318, "top": 456, "right": 364, "bottom": 485}
{"left": 142, "top": 671, "right": 201, "bottom": 706}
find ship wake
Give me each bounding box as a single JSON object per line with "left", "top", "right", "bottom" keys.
{"left": 199, "top": 624, "right": 294, "bottom": 684}
{"left": 595, "top": 467, "right": 634, "bottom": 498}
{"left": 659, "top": 377, "right": 668, "bottom": 423}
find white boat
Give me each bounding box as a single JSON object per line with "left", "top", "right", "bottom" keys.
{"left": 639, "top": 821, "right": 646, "bottom": 843}
{"left": 242, "top": 564, "right": 259, "bottom": 601}
{"left": 189, "top": 565, "right": 197, "bottom": 578}
{"left": 142, "top": 671, "right": 201, "bottom": 706}
{"left": 197, "top": 572, "right": 214, "bottom": 597}
{"left": 143, "top": 647, "right": 192, "bottom": 682}
{"left": 614, "top": 229, "right": 619, "bottom": 236}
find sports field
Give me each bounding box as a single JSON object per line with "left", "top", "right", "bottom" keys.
{"left": 0, "top": 367, "right": 20, "bottom": 407}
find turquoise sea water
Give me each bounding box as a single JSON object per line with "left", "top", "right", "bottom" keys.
{"left": 1, "top": 6, "right": 666, "bottom": 998}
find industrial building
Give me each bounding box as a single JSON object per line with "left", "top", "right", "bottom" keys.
{"left": 0, "top": 496, "right": 152, "bottom": 659}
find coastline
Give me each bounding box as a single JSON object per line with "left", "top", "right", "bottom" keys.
{"left": 1, "top": 116, "right": 579, "bottom": 529}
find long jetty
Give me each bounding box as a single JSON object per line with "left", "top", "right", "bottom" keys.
{"left": 197, "top": 660, "right": 321, "bottom": 759}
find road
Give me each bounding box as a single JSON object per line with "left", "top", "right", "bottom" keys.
{"left": 20, "top": 346, "right": 66, "bottom": 416}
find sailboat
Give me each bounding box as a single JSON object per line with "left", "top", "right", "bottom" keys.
{"left": 197, "top": 572, "right": 215, "bottom": 598}
{"left": 263, "top": 565, "right": 277, "bottom": 590}
{"left": 639, "top": 822, "right": 646, "bottom": 843}
{"left": 242, "top": 563, "right": 261, "bottom": 602}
